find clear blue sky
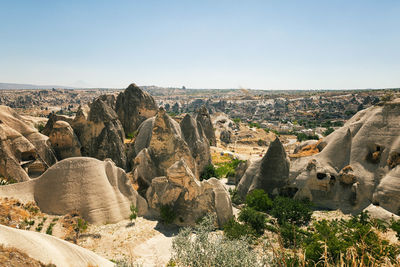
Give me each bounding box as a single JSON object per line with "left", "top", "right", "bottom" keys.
{"left": 1, "top": 0, "right": 399, "bottom": 89}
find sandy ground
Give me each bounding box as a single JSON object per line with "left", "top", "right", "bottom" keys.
{"left": 77, "top": 217, "right": 179, "bottom": 266}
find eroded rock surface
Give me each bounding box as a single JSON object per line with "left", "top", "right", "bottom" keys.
{"left": 0, "top": 157, "right": 148, "bottom": 224}
{"left": 290, "top": 100, "right": 400, "bottom": 215}
{"left": 237, "top": 137, "right": 290, "bottom": 198}
{"left": 196, "top": 106, "right": 216, "bottom": 146}
{"left": 0, "top": 105, "right": 56, "bottom": 181}
{"left": 146, "top": 159, "right": 233, "bottom": 227}
{"left": 115, "top": 83, "right": 158, "bottom": 135}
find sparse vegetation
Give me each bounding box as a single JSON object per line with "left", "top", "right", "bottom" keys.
{"left": 295, "top": 132, "right": 319, "bottom": 142}
{"left": 323, "top": 127, "right": 334, "bottom": 136}
{"left": 200, "top": 164, "right": 218, "bottom": 181}
{"left": 129, "top": 204, "right": 138, "bottom": 221}
{"left": 245, "top": 189, "right": 272, "bottom": 212}
{"left": 171, "top": 214, "right": 259, "bottom": 267}
{"left": 160, "top": 204, "right": 176, "bottom": 224}
{"left": 126, "top": 130, "right": 138, "bottom": 139}
{"left": 46, "top": 222, "right": 56, "bottom": 235}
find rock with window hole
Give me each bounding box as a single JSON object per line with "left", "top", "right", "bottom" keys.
{"left": 290, "top": 99, "right": 400, "bottom": 215}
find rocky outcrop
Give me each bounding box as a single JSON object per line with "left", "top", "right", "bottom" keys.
{"left": 48, "top": 120, "right": 81, "bottom": 160}
{"left": 0, "top": 105, "right": 56, "bottom": 182}
{"left": 132, "top": 109, "right": 197, "bottom": 193}
{"left": 196, "top": 106, "right": 216, "bottom": 146}
{"left": 146, "top": 159, "right": 233, "bottom": 227}
{"left": 220, "top": 130, "right": 232, "bottom": 144}
{"left": 179, "top": 114, "right": 211, "bottom": 175}
{"left": 76, "top": 97, "right": 127, "bottom": 169}
{"left": 290, "top": 99, "right": 400, "bottom": 215}
{"left": 41, "top": 113, "right": 74, "bottom": 136}
{"left": 237, "top": 137, "right": 290, "bottom": 198}
{"left": 115, "top": 83, "right": 158, "bottom": 135}
{"left": 0, "top": 157, "right": 148, "bottom": 224}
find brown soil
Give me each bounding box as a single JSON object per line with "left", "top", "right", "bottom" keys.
{"left": 0, "top": 245, "right": 54, "bottom": 267}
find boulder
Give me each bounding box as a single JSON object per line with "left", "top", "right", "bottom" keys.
{"left": 220, "top": 130, "right": 232, "bottom": 144}
{"left": 0, "top": 157, "right": 148, "bottom": 224}
{"left": 115, "top": 83, "right": 158, "bottom": 135}
{"left": 237, "top": 137, "right": 290, "bottom": 198}
{"left": 196, "top": 106, "right": 216, "bottom": 146}
{"left": 179, "top": 114, "right": 211, "bottom": 174}
{"left": 146, "top": 159, "right": 233, "bottom": 227}
{"left": 48, "top": 120, "right": 81, "bottom": 160}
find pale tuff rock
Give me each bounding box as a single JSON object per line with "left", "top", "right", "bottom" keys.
{"left": 179, "top": 113, "right": 211, "bottom": 175}
{"left": 237, "top": 137, "right": 290, "bottom": 198}
{"left": 0, "top": 157, "right": 148, "bottom": 224}
{"left": 48, "top": 120, "right": 81, "bottom": 160}
{"left": 290, "top": 100, "right": 400, "bottom": 215}
{"left": 132, "top": 109, "right": 197, "bottom": 193}
{"left": 146, "top": 159, "right": 233, "bottom": 227}
{"left": 0, "top": 224, "right": 114, "bottom": 267}
{"left": 0, "top": 105, "right": 56, "bottom": 181}
{"left": 196, "top": 105, "right": 216, "bottom": 146}
{"left": 115, "top": 83, "right": 158, "bottom": 135}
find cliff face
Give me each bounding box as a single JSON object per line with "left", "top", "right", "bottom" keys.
{"left": 290, "top": 99, "right": 400, "bottom": 215}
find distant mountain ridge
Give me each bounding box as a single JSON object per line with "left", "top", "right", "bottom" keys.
{"left": 0, "top": 82, "right": 76, "bottom": 89}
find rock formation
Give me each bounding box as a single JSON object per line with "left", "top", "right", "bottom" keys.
{"left": 220, "top": 130, "right": 232, "bottom": 144}
{"left": 0, "top": 224, "right": 114, "bottom": 267}
{"left": 146, "top": 159, "right": 233, "bottom": 227}
{"left": 132, "top": 109, "right": 197, "bottom": 193}
{"left": 115, "top": 83, "right": 158, "bottom": 135}
{"left": 48, "top": 120, "right": 81, "bottom": 160}
{"left": 179, "top": 114, "right": 211, "bottom": 175}
{"left": 0, "top": 157, "right": 148, "bottom": 224}
{"left": 196, "top": 106, "right": 216, "bottom": 146}
{"left": 75, "top": 97, "right": 127, "bottom": 169}
{"left": 289, "top": 99, "right": 400, "bottom": 215}
{"left": 237, "top": 137, "right": 290, "bottom": 198}
{"left": 0, "top": 105, "right": 57, "bottom": 181}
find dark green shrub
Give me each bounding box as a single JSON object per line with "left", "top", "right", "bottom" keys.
{"left": 46, "top": 222, "right": 56, "bottom": 235}
{"left": 223, "top": 218, "right": 256, "bottom": 240}
{"left": 296, "top": 132, "right": 319, "bottom": 142}
{"left": 232, "top": 118, "right": 241, "bottom": 124}
{"left": 129, "top": 204, "right": 138, "bottom": 221}
{"left": 238, "top": 207, "right": 266, "bottom": 235}
{"left": 270, "top": 197, "right": 312, "bottom": 226}
{"left": 278, "top": 223, "right": 306, "bottom": 248}
{"left": 200, "top": 164, "right": 218, "bottom": 180}
{"left": 245, "top": 189, "right": 272, "bottom": 212}
{"left": 160, "top": 204, "right": 176, "bottom": 224}
{"left": 390, "top": 220, "right": 400, "bottom": 239}
{"left": 323, "top": 127, "right": 334, "bottom": 136}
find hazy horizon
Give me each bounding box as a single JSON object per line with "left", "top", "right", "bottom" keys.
{"left": 1, "top": 1, "right": 399, "bottom": 89}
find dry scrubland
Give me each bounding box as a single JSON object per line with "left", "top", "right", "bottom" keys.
{"left": 0, "top": 85, "right": 400, "bottom": 266}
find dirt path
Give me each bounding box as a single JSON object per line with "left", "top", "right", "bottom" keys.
{"left": 77, "top": 217, "right": 178, "bottom": 265}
